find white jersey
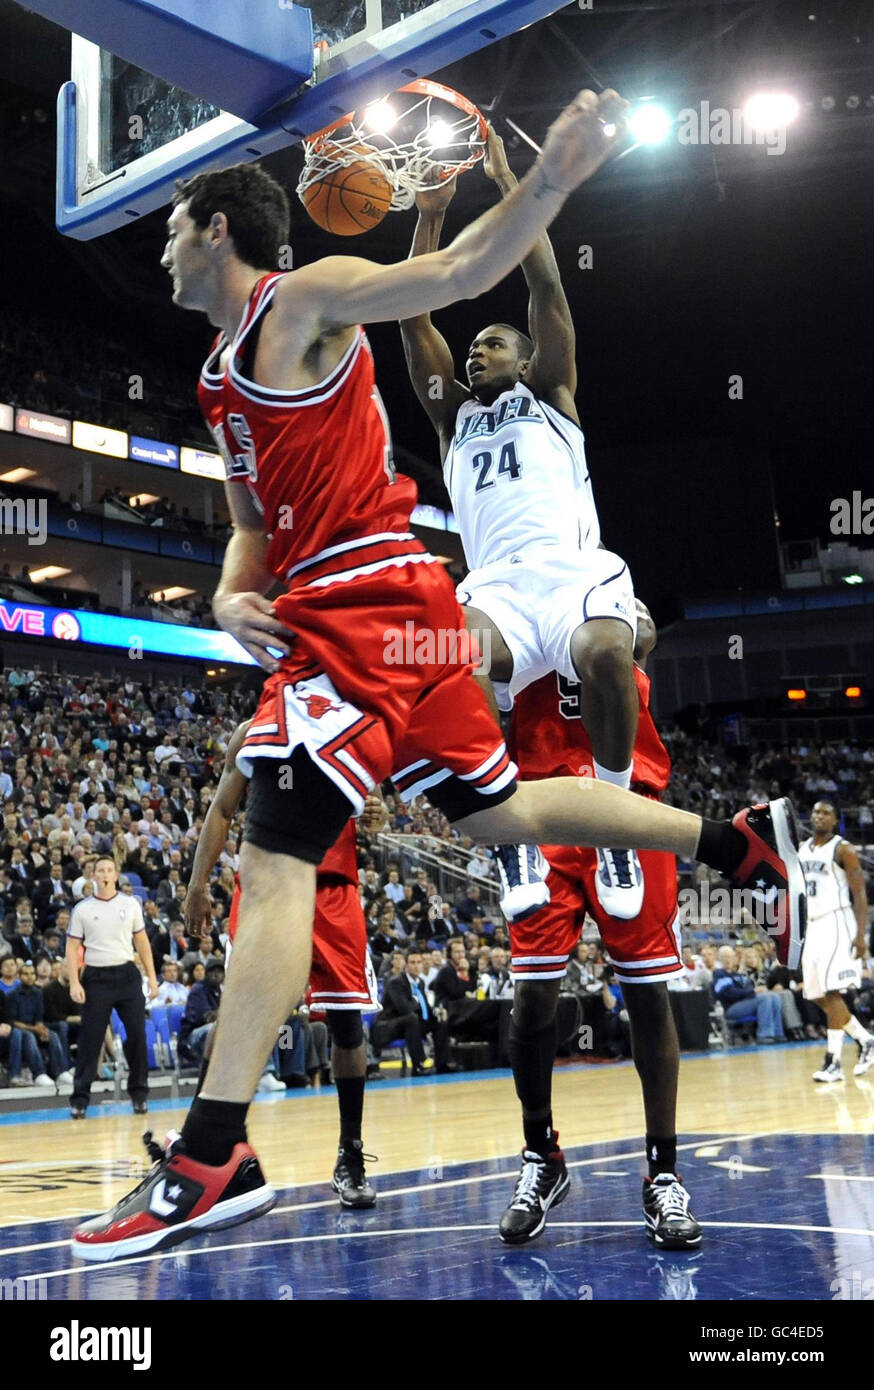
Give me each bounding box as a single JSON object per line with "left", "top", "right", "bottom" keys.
{"left": 444, "top": 382, "right": 599, "bottom": 569}
{"left": 800, "top": 835, "right": 852, "bottom": 921}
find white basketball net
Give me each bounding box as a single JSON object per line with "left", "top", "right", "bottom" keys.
{"left": 297, "top": 82, "right": 487, "bottom": 213}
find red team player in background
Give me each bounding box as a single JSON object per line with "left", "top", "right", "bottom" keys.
{"left": 73, "top": 88, "right": 804, "bottom": 1260}
{"left": 499, "top": 602, "right": 700, "bottom": 1249}
{"left": 185, "top": 719, "right": 382, "bottom": 1209}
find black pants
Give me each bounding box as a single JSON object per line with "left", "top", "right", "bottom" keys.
{"left": 73, "top": 962, "right": 149, "bottom": 1108}
{"left": 371, "top": 1012, "right": 450, "bottom": 1069}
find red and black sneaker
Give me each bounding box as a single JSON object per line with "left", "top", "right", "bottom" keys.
{"left": 730, "top": 798, "right": 806, "bottom": 969}
{"left": 72, "top": 1134, "right": 276, "bottom": 1262}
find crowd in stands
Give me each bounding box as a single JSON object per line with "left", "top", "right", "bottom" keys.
{"left": 663, "top": 729, "right": 874, "bottom": 842}
{"left": 0, "top": 306, "right": 203, "bottom": 440}
{"left": 1, "top": 664, "right": 873, "bottom": 1088}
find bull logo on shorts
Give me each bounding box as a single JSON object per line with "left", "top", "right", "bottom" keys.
{"left": 298, "top": 692, "right": 343, "bottom": 720}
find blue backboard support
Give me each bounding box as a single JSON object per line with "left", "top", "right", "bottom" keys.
{"left": 48, "top": 0, "right": 572, "bottom": 240}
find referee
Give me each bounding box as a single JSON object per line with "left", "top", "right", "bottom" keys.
{"left": 65, "top": 855, "right": 159, "bottom": 1120}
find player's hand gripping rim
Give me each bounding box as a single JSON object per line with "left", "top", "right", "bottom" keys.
{"left": 213, "top": 591, "right": 296, "bottom": 672}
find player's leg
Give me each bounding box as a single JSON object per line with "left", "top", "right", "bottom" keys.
{"left": 328, "top": 1008, "right": 377, "bottom": 1209}
{"left": 72, "top": 745, "right": 358, "bottom": 1260}
{"left": 806, "top": 910, "right": 872, "bottom": 1081}
{"left": 587, "top": 845, "right": 701, "bottom": 1249}
{"left": 311, "top": 877, "right": 379, "bottom": 1207}
{"left": 568, "top": 616, "right": 637, "bottom": 776}
{"left": 457, "top": 593, "right": 551, "bottom": 923}
{"left": 461, "top": 602, "right": 513, "bottom": 723}
{"left": 500, "top": 977, "right": 570, "bottom": 1244}
{"left": 624, "top": 985, "right": 700, "bottom": 1249}
{"left": 498, "top": 857, "right": 579, "bottom": 1244}
{"left": 561, "top": 555, "right": 643, "bottom": 920}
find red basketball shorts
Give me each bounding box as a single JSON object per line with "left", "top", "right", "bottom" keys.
{"left": 227, "top": 880, "right": 379, "bottom": 1011}
{"left": 237, "top": 560, "right": 517, "bottom": 822}
{"left": 510, "top": 845, "right": 683, "bottom": 986}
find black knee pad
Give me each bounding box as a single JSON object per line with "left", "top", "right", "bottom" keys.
{"left": 327, "top": 1010, "right": 363, "bottom": 1049}
{"left": 244, "top": 746, "right": 353, "bottom": 862}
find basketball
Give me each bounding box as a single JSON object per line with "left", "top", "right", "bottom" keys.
{"left": 302, "top": 143, "right": 393, "bottom": 236}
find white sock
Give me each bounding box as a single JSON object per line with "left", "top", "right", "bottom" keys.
{"left": 844, "top": 1015, "right": 871, "bottom": 1045}
{"left": 827, "top": 1029, "right": 844, "bottom": 1062}
{"left": 593, "top": 760, "right": 633, "bottom": 791}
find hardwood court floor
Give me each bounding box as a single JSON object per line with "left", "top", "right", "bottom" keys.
{"left": 1, "top": 1040, "right": 872, "bottom": 1231}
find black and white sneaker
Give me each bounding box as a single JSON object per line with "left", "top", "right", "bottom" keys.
{"left": 499, "top": 1143, "right": 570, "bottom": 1244}
{"left": 594, "top": 848, "right": 644, "bottom": 919}
{"left": 495, "top": 844, "right": 551, "bottom": 923}
{"left": 643, "top": 1173, "right": 702, "bottom": 1250}
{"left": 812, "top": 1052, "right": 845, "bottom": 1083}
{"left": 854, "top": 1039, "right": 874, "bottom": 1077}
{"left": 332, "top": 1140, "right": 377, "bottom": 1209}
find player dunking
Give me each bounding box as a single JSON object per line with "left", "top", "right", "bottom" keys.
{"left": 800, "top": 801, "right": 873, "bottom": 1084}
{"left": 184, "top": 720, "right": 381, "bottom": 1207}
{"left": 399, "top": 128, "right": 643, "bottom": 923}
{"left": 498, "top": 602, "right": 700, "bottom": 1248}
{"left": 73, "top": 90, "right": 804, "bottom": 1261}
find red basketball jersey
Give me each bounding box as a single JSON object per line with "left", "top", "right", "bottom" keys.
{"left": 198, "top": 272, "right": 420, "bottom": 588}
{"left": 510, "top": 665, "right": 671, "bottom": 795}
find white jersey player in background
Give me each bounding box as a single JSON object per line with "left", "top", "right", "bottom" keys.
{"left": 801, "top": 800, "right": 874, "bottom": 1083}
{"left": 400, "top": 127, "right": 643, "bottom": 923}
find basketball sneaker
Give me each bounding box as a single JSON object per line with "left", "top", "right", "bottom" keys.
{"left": 495, "top": 844, "right": 551, "bottom": 923}
{"left": 594, "top": 847, "right": 645, "bottom": 919}
{"left": 854, "top": 1039, "right": 874, "bottom": 1077}
{"left": 332, "top": 1140, "right": 377, "bottom": 1209}
{"left": 72, "top": 1134, "right": 276, "bottom": 1262}
{"left": 812, "top": 1053, "right": 845, "bottom": 1083}
{"left": 729, "top": 799, "right": 806, "bottom": 969}
{"left": 642, "top": 1173, "right": 702, "bottom": 1250}
{"left": 499, "top": 1141, "right": 570, "bottom": 1244}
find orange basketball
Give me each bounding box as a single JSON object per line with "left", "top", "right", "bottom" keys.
{"left": 302, "top": 143, "right": 393, "bottom": 236}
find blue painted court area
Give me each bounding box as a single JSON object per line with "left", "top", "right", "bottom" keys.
{"left": 3, "top": 1131, "right": 873, "bottom": 1300}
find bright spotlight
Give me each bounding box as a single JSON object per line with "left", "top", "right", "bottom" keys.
{"left": 627, "top": 104, "right": 672, "bottom": 145}
{"left": 364, "top": 99, "right": 398, "bottom": 134}
{"left": 744, "top": 92, "right": 800, "bottom": 130}
{"left": 426, "top": 119, "right": 454, "bottom": 147}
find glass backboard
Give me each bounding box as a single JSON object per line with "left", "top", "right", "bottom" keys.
{"left": 55, "top": 0, "right": 569, "bottom": 239}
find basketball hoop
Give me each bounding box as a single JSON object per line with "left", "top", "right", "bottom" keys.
{"left": 297, "top": 80, "right": 489, "bottom": 214}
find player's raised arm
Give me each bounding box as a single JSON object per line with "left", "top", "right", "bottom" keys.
{"left": 837, "top": 840, "right": 870, "bottom": 957}
{"left": 287, "top": 90, "right": 626, "bottom": 336}
{"left": 213, "top": 481, "right": 295, "bottom": 671}
{"left": 186, "top": 721, "right": 251, "bottom": 934}
{"left": 398, "top": 178, "right": 470, "bottom": 452}
{"left": 482, "top": 125, "right": 578, "bottom": 421}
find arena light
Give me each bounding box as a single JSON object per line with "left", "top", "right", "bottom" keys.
{"left": 0, "top": 467, "right": 36, "bottom": 483}
{"left": 843, "top": 573, "right": 863, "bottom": 584}
{"left": 786, "top": 688, "right": 807, "bottom": 701}
{"left": 426, "top": 118, "right": 453, "bottom": 147}
{"left": 149, "top": 586, "right": 195, "bottom": 602}
{"left": 28, "top": 566, "right": 71, "bottom": 583}
{"left": 364, "top": 100, "right": 398, "bottom": 134}
{"left": 128, "top": 493, "right": 160, "bottom": 507}
{"left": 627, "top": 103, "right": 672, "bottom": 145}
{"left": 744, "top": 92, "right": 800, "bottom": 131}
{"left": 845, "top": 686, "right": 862, "bottom": 699}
